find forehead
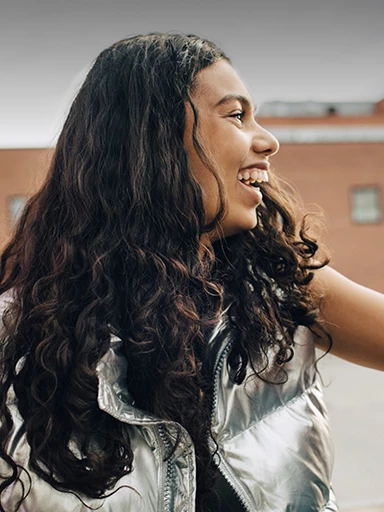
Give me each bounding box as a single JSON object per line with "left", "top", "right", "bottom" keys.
{"left": 192, "top": 59, "right": 252, "bottom": 108}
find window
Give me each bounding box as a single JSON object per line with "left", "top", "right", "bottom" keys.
{"left": 8, "top": 195, "right": 28, "bottom": 227}
{"left": 351, "top": 186, "right": 382, "bottom": 224}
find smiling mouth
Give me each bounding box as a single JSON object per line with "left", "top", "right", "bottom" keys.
{"left": 237, "top": 169, "right": 269, "bottom": 187}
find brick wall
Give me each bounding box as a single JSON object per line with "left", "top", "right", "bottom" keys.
{"left": 0, "top": 148, "right": 53, "bottom": 246}
{"left": 272, "top": 142, "right": 384, "bottom": 292}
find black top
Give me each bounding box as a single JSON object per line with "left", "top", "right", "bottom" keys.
{"left": 205, "top": 471, "right": 246, "bottom": 511}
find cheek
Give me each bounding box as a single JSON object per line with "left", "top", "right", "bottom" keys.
{"left": 216, "top": 123, "right": 249, "bottom": 153}
{"left": 216, "top": 134, "right": 250, "bottom": 176}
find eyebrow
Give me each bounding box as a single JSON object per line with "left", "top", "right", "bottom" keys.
{"left": 214, "top": 93, "right": 257, "bottom": 115}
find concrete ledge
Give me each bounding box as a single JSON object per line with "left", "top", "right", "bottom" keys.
{"left": 263, "top": 125, "right": 384, "bottom": 143}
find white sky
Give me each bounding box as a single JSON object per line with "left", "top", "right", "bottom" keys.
{"left": 0, "top": 0, "right": 383, "bottom": 148}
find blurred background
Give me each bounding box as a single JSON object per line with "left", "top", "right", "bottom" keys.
{"left": 1, "top": 0, "right": 383, "bottom": 509}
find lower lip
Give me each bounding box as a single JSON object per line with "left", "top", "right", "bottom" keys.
{"left": 238, "top": 180, "right": 263, "bottom": 204}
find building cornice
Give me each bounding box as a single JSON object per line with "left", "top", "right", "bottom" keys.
{"left": 262, "top": 125, "right": 384, "bottom": 143}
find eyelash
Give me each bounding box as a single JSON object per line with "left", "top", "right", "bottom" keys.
{"left": 229, "top": 111, "right": 246, "bottom": 122}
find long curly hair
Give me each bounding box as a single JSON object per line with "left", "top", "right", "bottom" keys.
{"left": 0, "top": 33, "right": 329, "bottom": 511}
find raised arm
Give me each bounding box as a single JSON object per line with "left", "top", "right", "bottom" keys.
{"left": 312, "top": 266, "right": 384, "bottom": 371}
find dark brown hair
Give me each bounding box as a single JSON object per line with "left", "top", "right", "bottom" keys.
{"left": 0, "top": 33, "right": 328, "bottom": 511}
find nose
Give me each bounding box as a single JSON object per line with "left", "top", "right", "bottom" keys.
{"left": 251, "top": 123, "right": 280, "bottom": 157}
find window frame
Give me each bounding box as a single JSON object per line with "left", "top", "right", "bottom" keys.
{"left": 349, "top": 184, "right": 382, "bottom": 225}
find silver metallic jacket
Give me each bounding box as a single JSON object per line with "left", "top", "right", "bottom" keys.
{"left": 2, "top": 304, "right": 338, "bottom": 511}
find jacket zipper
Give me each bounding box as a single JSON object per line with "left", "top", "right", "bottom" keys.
{"left": 158, "top": 426, "right": 175, "bottom": 512}
{"left": 210, "top": 338, "right": 253, "bottom": 512}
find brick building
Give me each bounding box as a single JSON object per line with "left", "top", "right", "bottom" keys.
{"left": 0, "top": 147, "right": 53, "bottom": 244}
{"left": 1, "top": 100, "right": 384, "bottom": 291}
{"left": 259, "top": 100, "right": 384, "bottom": 292}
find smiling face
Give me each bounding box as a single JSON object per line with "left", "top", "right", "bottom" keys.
{"left": 184, "top": 59, "right": 279, "bottom": 241}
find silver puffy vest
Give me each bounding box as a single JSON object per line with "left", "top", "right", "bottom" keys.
{"left": 1, "top": 300, "right": 337, "bottom": 511}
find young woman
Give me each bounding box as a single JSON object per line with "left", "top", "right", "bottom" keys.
{"left": 0, "top": 33, "right": 383, "bottom": 512}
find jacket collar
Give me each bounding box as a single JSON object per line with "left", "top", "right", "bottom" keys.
{"left": 96, "top": 304, "right": 234, "bottom": 426}
{"left": 96, "top": 334, "right": 161, "bottom": 425}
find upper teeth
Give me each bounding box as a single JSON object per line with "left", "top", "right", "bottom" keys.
{"left": 237, "top": 169, "right": 269, "bottom": 184}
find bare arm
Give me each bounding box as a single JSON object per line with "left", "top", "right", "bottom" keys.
{"left": 311, "top": 266, "right": 384, "bottom": 371}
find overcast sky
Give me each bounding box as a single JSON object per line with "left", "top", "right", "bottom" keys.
{"left": 1, "top": 0, "right": 383, "bottom": 147}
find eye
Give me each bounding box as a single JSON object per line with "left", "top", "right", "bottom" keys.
{"left": 229, "top": 111, "right": 246, "bottom": 123}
